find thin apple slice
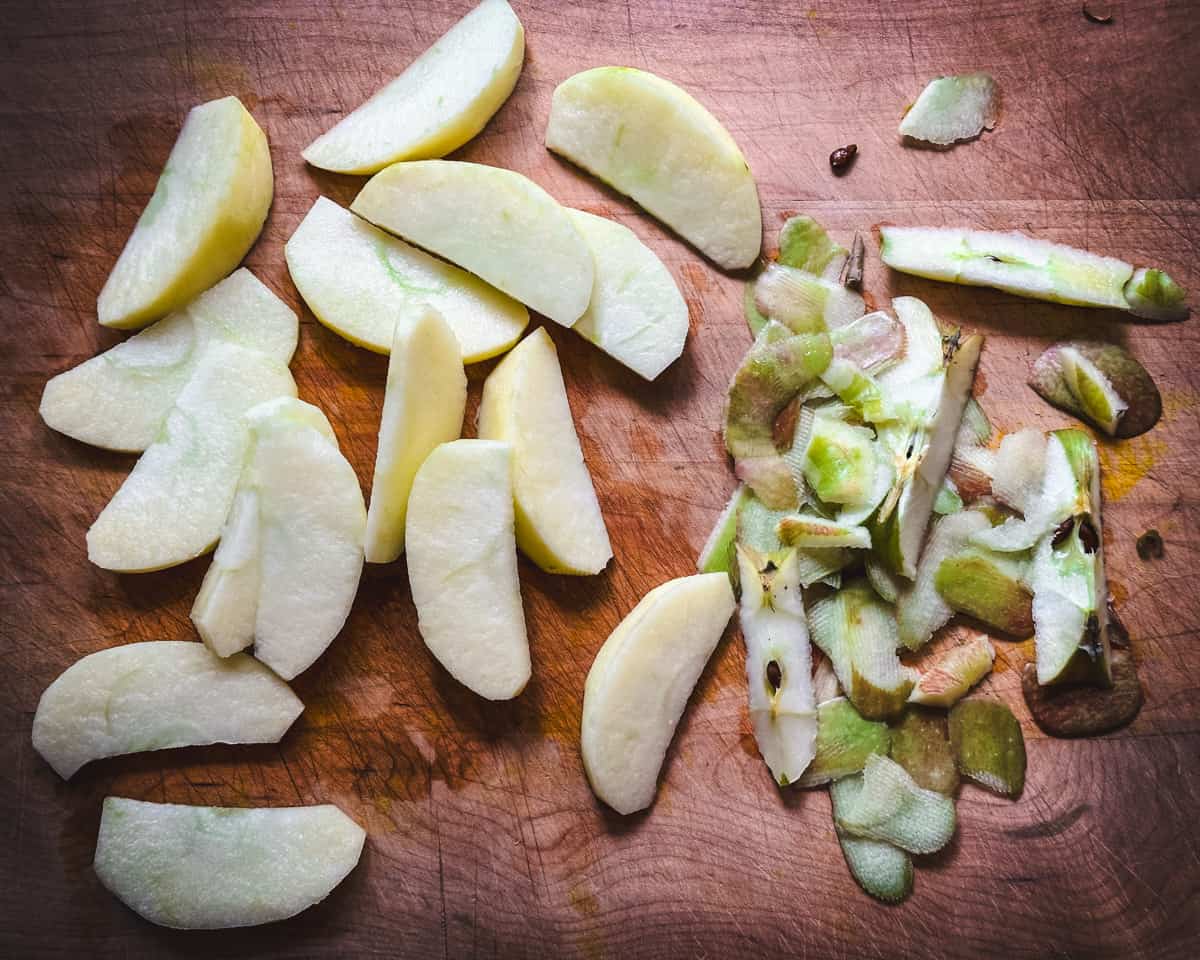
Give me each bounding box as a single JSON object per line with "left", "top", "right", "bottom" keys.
{"left": 365, "top": 307, "right": 467, "bottom": 564}
{"left": 94, "top": 798, "right": 364, "bottom": 929}
{"left": 352, "top": 161, "right": 593, "bottom": 326}
{"left": 777, "top": 215, "right": 848, "bottom": 277}
{"left": 736, "top": 546, "right": 817, "bottom": 787}
{"left": 834, "top": 754, "right": 956, "bottom": 855}
{"left": 546, "top": 66, "right": 761, "bottom": 270}
{"left": 948, "top": 700, "right": 1026, "bottom": 797}
{"left": 191, "top": 489, "right": 261, "bottom": 656}
{"left": 888, "top": 707, "right": 959, "bottom": 794}
{"left": 934, "top": 548, "right": 1034, "bottom": 636}
{"left": 87, "top": 343, "right": 296, "bottom": 573}
{"left": 832, "top": 777, "right": 914, "bottom": 903}
{"left": 478, "top": 328, "right": 611, "bottom": 574}
{"left": 880, "top": 225, "right": 1189, "bottom": 320}
{"left": 302, "top": 0, "right": 524, "bottom": 174}
{"left": 285, "top": 197, "right": 527, "bottom": 362}
{"left": 697, "top": 485, "right": 750, "bottom": 575}
{"left": 777, "top": 513, "right": 871, "bottom": 549}
{"left": 406, "top": 440, "right": 529, "bottom": 699}
{"left": 797, "top": 697, "right": 891, "bottom": 787}
{"left": 581, "top": 572, "right": 736, "bottom": 814}
{"left": 754, "top": 263, "right": 866, "bottom": 334}
{"left": 1030, "top": 340, "right": 1162, "bottom": 438}
{"left": 899, "top": 73, "right": 998, "bottom": 146}
{"left": 565, "top": 208, "right": 689, "bottom": 381}
{"left": 98, "top": 97, "right": 272, "bottom": 330}
{"left": 32, "top": 641, "right": 301, "bottom": 779}
{"left": 42, "top": 269, "right": 297, "bottom": 452}
{"left": 909, "top": 634, "right": 996, "bottom": 707}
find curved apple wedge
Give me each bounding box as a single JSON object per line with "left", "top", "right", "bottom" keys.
{"left": 87, "top": 343, "right": 297, "bottom": 573}
{"left": 285, "top": 197, "right": 527, "bottom": 362}
{"left": 546, "top": 67, "right": 762, "bottom": 270}
{"left": 303, "top": 0, "right": 524, "bottom": 174}
{"left": 581, "top": 573, "right": 736, "bottom": 815}
{"left": 192, "top": 397, "right": 366, "bottom": 679}
{"left": 32, "top": 641, "right": 302, "bottom": 779}
{"left": 351, "top": 161, "right": 593, "bottom": 326}
{"left": 479, "top": 328, "right": 611, "bottom": 575}
{"left": 94, "top": 798, "right": 365, "bottom": 929}
{"left": 98, "top": 97, "right": 272, "bottom": 330}
{"left": 406, "top": 440, "right": 529, "bottom": 700}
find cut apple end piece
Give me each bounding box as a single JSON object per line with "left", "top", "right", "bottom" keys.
{"left": 1123, "top": 267, "right": 1189, "bottom": 321}
{"left": 888, "top": 707, "right": 959, "bottom": 795}
{"left": 32, "top": 641, "right": 302, "bottom": 780}
{"left": 98, "top": 97, "right": 272, "bottom": 330}
{"left": 479, "top": 328, "right": 611, "bottom": 575}
{"left": 1030, "top": 340, "right": 1162, "bottom": 439}
{"left": 797, "top": 697, "right": 890, "bottom": 787}
{"left": 899, "top": 73, "right": 998, "bottom": 146}
{"left": 1021, "top": 647, "right": 1142, "bottom": 738}
{"left": 406, "top": 440, "right": 529, "bottom": 699}
{"left": 834, "top": 754, "right": 956, "bottom": 855}
{"left": 948, "top": 699, "right": 1026, "bottom": 797}
{"left": 581, "top": 573, "right": 736, "bottom": 814}
{"left": 908, "top": 634, "right": 995, "bottom": 708}
{"left": 302, "top": 0, "right": 524, "bottom": 174}
{"left": 285, "top": 197, "right": 527, "bottom": 363}
{"left": 352, "top": 160, "right": 593, "bottom": 326}
{"left": 94, "top": 798, "right": 364, "bottom": 929}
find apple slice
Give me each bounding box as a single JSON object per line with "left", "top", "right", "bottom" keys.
{"left": 546, "top": 66, "right": 762, "bottom": 270}
{"left": 191, "top": 489, "right": 261, "bottom": 656}
{"left": 581, "top": 572, "right": 736, "bottom": 814}
{"left": 351, "top": 161, "right": 593, "bottom": 326}
{"left": 478, "top": 328, "right": 612, "bottom": 575}
{"left": 94, "top": 798, "right": 365, "bottom": 929}
{"left": 365, "top": 307, "right": 467, "bottom": 564}
{"left": 98, "top": 97, "right": 272, "bottom": 330}
{"left": 87, "top": 343, "right": 296, "bottom": 573}
{"left": 32, "top": 641, "right": 301, "bottom": 779}
{"left": 42, "top": 269, "right": 297, "bottom": 452}
{"left": 285, "top": 197, "right": 527, "bottom": 363}
{"left": 302, "top": 0, "right": 524, "bottom": 174}
{"left": 696, "top": 485, "right": 750, "bottom": 575}
{"left": 406, "top": 440, "right": 529, "bottom": 700}
{"left": 565, "top": 208, "right": 688, "bottom": 381}
{"left": 898, "top": 73, "right": 998, "bottom": 146}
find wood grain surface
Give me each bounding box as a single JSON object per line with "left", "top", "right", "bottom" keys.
{"left": 2, "top": 1, "right": 1199, "bottom": 957}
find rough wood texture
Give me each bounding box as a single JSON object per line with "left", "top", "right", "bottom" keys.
{"left": 2, "top": 1, "right": 1198, "bottom": 957}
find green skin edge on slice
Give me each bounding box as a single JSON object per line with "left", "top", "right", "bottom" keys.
{"left": 948, "top": 700, "right": 1026, "bottom": 797}
{"left": 934, "top": 552, "right": 1034, "bottom": 637}
{"left": 798, "top": 698, "right": 890, "bottom": 786}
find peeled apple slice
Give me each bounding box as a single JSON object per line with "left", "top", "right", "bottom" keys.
{"left": 98, "top": 97, "right": 272, "bottom": 330}
{"left": 365, "top": 307, "right": 467, "bottom": 564}
{"left": 190, "top": 489, "right": 261, "bottom": 656}
{"left": 41, "top": 269, "right": 298, "bottom": 453}
{"left": 87, "top": 343, "right": 296, "bottom": 573}
{"left": 565, "top": 208, "right": 689, "bottom": 380}
{"left": 32, "top": 641, "right": 302, "bottom": 779}
{"left": 880, "top": 225, "right": 1189, "bottom": 320}
{"left": 302, "top": 0, "right": 524, "bottom": 174}
{"left": 94, "top": 798, "right": 365, "bottom": 929}
{"left": 478, "top": 328, "right": 611, "bottom": 575}
{"left": 546, "top": 66, "right": 762, "bottom": 270}
{"left": 581, "top": 572, "right": 736, "bottom": 814}
{"left": 285, "top": 197, "right": 527, "bottom": 362}
{"left": 352, "top": 161, "right": 594, "bottom": 326}
{"left": 899, "top": 73, "right": 998, "bottom": 146}
{"left": 736, "top": 546, "right": 817, "bottom": 786}
{"left": 406, "top": 440, "right": 529, "bottom": 700}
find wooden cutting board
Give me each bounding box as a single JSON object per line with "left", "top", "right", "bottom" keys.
{"left": 2, "top": 1, "right": 1198, "bottom": 956}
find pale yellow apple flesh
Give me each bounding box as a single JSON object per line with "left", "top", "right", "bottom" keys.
{"left": 41, "top": 269, "right": 297, "bottom": 452}
{"left": 191, "top": 488, "right": 261, "bottom": 657}
{"left": 405, "top": 439, "right": 529, "bottom": 700}
{"left": 546, "top": 66, "right": 762, "bottom": 270}
{"left": 32, "top": 641, "right": 302, "bottom": 779}
{"left": 351, "top": 160, "right": 594, "bottom": 326}
{"left": 365, "top": 306, "right": 467, "bottom": 563}
{"left": 98, "top": 96, "right": 273, "bottom": 329}
{"left": 285, "top": 197, "right": 527, "bottom": 363}
{"left": 581, "top": 572, "right": 736, "bottom": 815}
{"left": 94, "top": 798, "right": 365, "bottom": 929}
{"left": 87, "top": 343, "right": 296, "bottom": 573}
{"left": 303, "top": 0, "right": 524, "bottom": 174}
{"left": 565, "top": 208, "right": 689, "bottom": 381}
{"left": 478, "top": 328, "right": 612, "bottom": 575}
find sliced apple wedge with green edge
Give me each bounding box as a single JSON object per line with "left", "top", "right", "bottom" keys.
{"left": 87, "top": 343, "right": 296, "bottom": 573}
{"left": 546, "top": 66, "right": 761, "bottom": 270}
{"left": 98, "top": 97, "right": 272, "bottom": 330}
{"left": 42, "top": 269, "right": 297, "bottom": 452}
{"left": 365, "top": 307, "right": 466, "bottom": 564}
{"left": 94, "top": 798, "right": 365, "bottom": 929}
{"left": 697, "top": 484, "right": 750, "bottom": 575}
{"left": 880, "top": 225, "right": 1190, "bottom": 320}
{"left": 285, "top": 197, "right": 527, "bottom": 363}
{"left": 351, "top": 161, "right": 593, "bottom": 326}
{"left": 581, "top": 572, "right": 736, "bottom": 814}
{"left": 564, "top": 208, "right": 688, "bottom": 381}
{"left": 406, "top": 440, "right": 529, "bottom": 699}
{"left": 736, "top": 546, "right": 817, "bottom": 787}
{"left": 303, "top": 0, "right": 524, "bottom": 174}
{"left": 32, "top": 641, "right": 301, "bottom": 779}
{"left": 479, "top": 328, "right": 611, "bottom": 575}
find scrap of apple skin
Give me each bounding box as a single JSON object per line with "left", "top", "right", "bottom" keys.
{"left": 899, "top": 73, "right": 999, "bottom": 147}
